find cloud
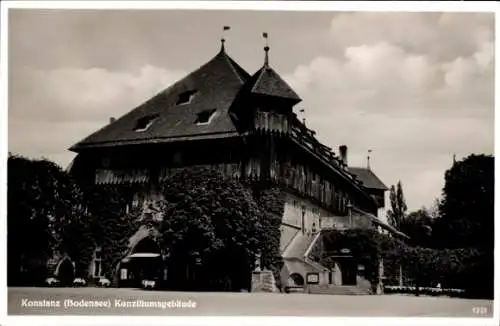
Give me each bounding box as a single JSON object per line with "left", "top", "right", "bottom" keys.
{"left": 328, "top": 12, "right": 494, "bottom": 61}
{"left": 284, "top": 12, "right": 494, "bottom": 210}
{"left": 8, "top": 65, "right": 186, "bottom": 167}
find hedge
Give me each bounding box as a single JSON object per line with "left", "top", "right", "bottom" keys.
{"left": 316, "top": 228, "right": 493, "bottom": 298}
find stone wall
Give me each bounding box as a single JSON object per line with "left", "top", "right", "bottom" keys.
{"left": 282, "top": 192, "right": 333, "bottom": 233}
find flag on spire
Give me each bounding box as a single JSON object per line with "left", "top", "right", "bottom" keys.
{"left": 263, "top": 32, "right": 268, "bottom": 38}
{"left": 221, "top": 26, "right": 231, "bottom": 52}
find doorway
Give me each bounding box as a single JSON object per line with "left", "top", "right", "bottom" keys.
{"left": 57, "top": 258, "right": 75, "bottom": 287}
{"left": 340, "top": 259, "right": 357, "bottom": 286}
{"left": 120, "top": 237, "right": 164, "bottom": 288}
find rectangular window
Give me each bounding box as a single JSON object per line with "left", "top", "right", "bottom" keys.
{"left": 195, "top": 109, "right": 217, "bottom": 125}
{"left": 134, "top": 114, "right": 159, "bottom": 132}
{"left": 176, "top": 90, "right": 197, "bottom": 105}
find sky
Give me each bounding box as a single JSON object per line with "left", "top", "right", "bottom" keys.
{"left": 7, "top": 9, "right": 494, "bottom": 212}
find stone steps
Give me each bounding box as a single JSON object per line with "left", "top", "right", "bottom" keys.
{"left": 252, "top": 270, "right": 278, "bottom": 293}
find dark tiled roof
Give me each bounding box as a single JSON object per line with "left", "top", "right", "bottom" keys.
{"left": 348, "top": 167, "right": 388, "bottom": 191}
{"left": 70, "top": 48, "right": 251, "bottom": 151}
{"left": 249, "top": 66, "right": 302, "bottom": 104}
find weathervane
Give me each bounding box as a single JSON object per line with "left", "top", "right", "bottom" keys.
{"left": 367, "top": 149, "right": 372, "bottom": 170}
{"left": 221, "top": 26, "right": 230, "bottom": 51}
{"left": 299, "top": 108, "right": 306, "bottom": 125}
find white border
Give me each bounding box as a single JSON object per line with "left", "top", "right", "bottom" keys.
{"left": 1, "top": 1, "right": 498, "bottom": 326}
{"left": 0, "top": 1, "right": 498, "bottom": 12}
{"left": 3, "top": 317, "right": 500, "bottom": 326}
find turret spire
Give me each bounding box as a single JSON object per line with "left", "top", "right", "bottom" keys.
{"left": 367, "top": 149, "right": 372, "bottom": 170}
{"left": 221, "top": 26, "right": 230, "bottom": 52}
{"left": 263, "top": 32, "right": 270, "bottom": 67}
{"left": 220, "top": 38, "right": 226, "bottom": 52}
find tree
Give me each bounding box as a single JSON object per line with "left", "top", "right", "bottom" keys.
{"left": 434, "top": 154, "right": 494, "bottom": 250}
{"left": 430, "top": 154, "right": 494, "bottom": 298}
{"left": 427, "top": 198, "right": 441, "bottom": 220}
{"left": 400, "top": 209, "right": 433, "bottom": 247}
{"left": 387, "top": 181, "right": 407, "bottom": 230}
{"left": 60, "top": 183, "right": 134, "bottom": 279}
{"left": 7, "top": 154, "right": 85, "bottom": 285}
{"left": 157, "top": 167, "right": 266, "bottom": 291}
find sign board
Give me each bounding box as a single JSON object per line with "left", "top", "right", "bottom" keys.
{"left": 340, "top": 248, "right": 351, "bottom": 254}
{"left": 306, "top": 273, "right": 319, "bottom": 284}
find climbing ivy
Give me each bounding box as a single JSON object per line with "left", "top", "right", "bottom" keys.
{"left": 251, "top": 185, "right": 285, "bottom": 291}
{"left": 320, "top": 228, "right": 383, "bottom": 286}
{"left": 62, "top": 183, "right": 140, "bottom": 280}
{"left": 156, "top": 167, "right": 266, "bottom": 290}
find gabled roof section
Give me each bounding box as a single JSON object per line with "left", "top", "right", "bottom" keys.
{"left": 348, "top": 167, "right": 388, "bottom": 191}
{"left": 70, "top": 47, "right": 250, "bottom": 151}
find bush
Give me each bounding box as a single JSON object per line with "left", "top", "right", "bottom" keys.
{"left": 383, "top": 285, "right": 465, "bottom": 297}
{"left": 317, "top": 228, "right": 492, "bottom": 298}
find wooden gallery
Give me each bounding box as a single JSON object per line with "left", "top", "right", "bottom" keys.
{"left": 67, "top": 39, "right": 407, "bottom": 293}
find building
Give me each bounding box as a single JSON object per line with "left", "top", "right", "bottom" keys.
{"left": 68, "top": 38, "right": 407, "bottom": 292}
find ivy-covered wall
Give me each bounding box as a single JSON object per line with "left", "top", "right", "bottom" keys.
{"left": 316, "top": 229, "right": 383, "bottom": 288}
{"left": 72, "top": 168, "right": 285, "bottom": 291}
{"left": 250, "top": 185, "right": 285, "bottom": 291}
{"left": 61, "top": 166, "right": 286, "bottom": 291}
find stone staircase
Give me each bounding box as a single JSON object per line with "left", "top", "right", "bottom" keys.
{"left": 308, "top": 284, "right": 372, "bottom": 296}
{"left": 283, "top": 231, "right": 315, "bottom": 259}
{"left": 251, "top": 269, "right": 278, "bottom": 293}
{"left": 261, "top": 270, "right": 276, "bottom": 292}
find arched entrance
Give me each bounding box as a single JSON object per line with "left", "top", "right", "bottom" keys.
{"left": 119, "top": 237, "right": 164, "bottom": 288}
{"left": 288, "top": 273, "right": 305, "bottom": 287}
{"left": 56, "top": 257, "right": 75, "bottom": 287}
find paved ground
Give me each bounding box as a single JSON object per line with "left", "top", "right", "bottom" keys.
{"left": 7, "top": 287, "right": 494, "bottom": 317}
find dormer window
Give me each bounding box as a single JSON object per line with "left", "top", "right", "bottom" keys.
{"left": 176, "top": 90, "right": 197, "bottom": 105}
{"left": 195, "top": 109, "right": 217, "bottom": 125}
{"left": 134, "top": 114, "right": 159, "bottom": 132}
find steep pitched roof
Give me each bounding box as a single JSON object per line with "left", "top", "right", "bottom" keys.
{"left": 348, "top": 167, "right": 388, "bottom": 191}
{"left": 249, "top": 66, "right": 302, "bottom": 104}
{"left": 70, "top": 47, "right": 251, "bottom": 151}
{"left": 244, "top": 47, "right": 301, "bottom": 105}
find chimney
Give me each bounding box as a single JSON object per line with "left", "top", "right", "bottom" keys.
{"left": 109, "top": 117, "right": 116, "bottom": 124}
{"left": 339, "top": 145, "right": 348, "bottom": 166}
